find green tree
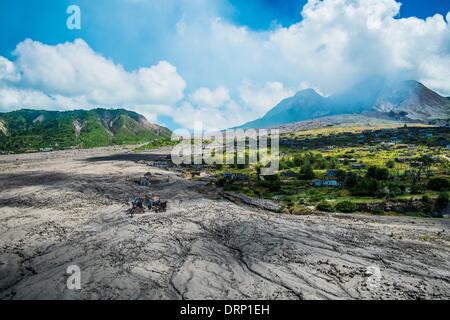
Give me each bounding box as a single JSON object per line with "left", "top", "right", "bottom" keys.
{"left": 433, "top": 192, "right": 449, "bottom": 218}
{"left": 421, "top": 195, "right": 433, "bottom": 215}
{"left": 428, "top": 178, "right": 450, "bottom": 191}
{"left": 262, "top": 174, "right": 281, "bottom": 192}
{"left": 344, "top": 172, "right": 359, "bottom": 188}
{"left": 336, "top": 169, "right": 347, "bottom": 182}
{"left": 316, "top": 201, "right": 335, "bottom": 212}
{"left": 386, "top": 160, "right": 395, "bottom": 169}
{"left": 417, "top": 155, "right": 433, "bottom": 179}
{"left": 255, "top": 164, "right": 262, "bottom": 181}
{"left": 293, "top": 155, "right": 303, "bottom": 167}
{"left": 367, "top": 166, "right": 389, "bottom": 181}
{"left": 299, "top": 165, "right": 315, "bottom": 180}
{"left": 351, "top": 177, "right": 380, "bottom": 196}
{"left": 336, "top": 201, "right": 357, "bottom": 213}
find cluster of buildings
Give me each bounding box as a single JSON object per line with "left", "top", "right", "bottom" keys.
{"left": 311, "top": 169, "right": 341, "bottom": 187}
{"left": 280, "top": 126, "right": 450, "bottom": 151}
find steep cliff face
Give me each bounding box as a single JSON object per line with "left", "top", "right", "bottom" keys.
{"left": 373, "top": 80, "right": 450, "bottom": 120}
{"left": 0, "top": 119, "right": 8, "bottom": 136}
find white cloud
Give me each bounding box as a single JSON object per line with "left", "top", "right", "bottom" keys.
{"left": 169, "top": 0, "right": 450, "bottom": 96}
{"left": 239, "top": 81, "right": 295, "bottom": 117}
{"left": 172, "top": 101, "right": 225, "bottom": 131}
{"left": 278, "top": 0, "right": 450, "bottom": 94}
{"left": 173, "top": 93, "right": 239, "bottom": 131}
{"left": 0, "top": 86, "right": 88, "bottom": 112}
{"left": 190, "top": 86, "right": 230, "bottom": 108}
{"left": 174, "top": 84, "right": 263, "bottom": 130}
{"left": 0, "top": 57, "right": 19, "bottom": 82}
{"left": 0, "top": 38, "right": 186, "bottom": 117}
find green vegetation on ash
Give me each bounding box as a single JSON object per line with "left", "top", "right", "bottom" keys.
{"left": 199, "top": 125, "right": 450, "bottom": 217}
{"left": 134, "top": 138, "right": 179, "bottom": 151}
{"left": 135, "top": 137, "right": 213, "bottom": 151}
{"left": 0, "top": 108, "right": 171, "bottom": 153}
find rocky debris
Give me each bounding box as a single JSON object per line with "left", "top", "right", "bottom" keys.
{"left": 127, "top": 194, "right": 167, "bottom": 217}
{"left": 357, "top": 199, "right": 447, "bottom": 216}
{"left": 128, "top": 172, "right": 171, "bottom": 187}
{"left": 0, "top": 253, "right": 22, "bottom": 292}
{"left": 135, "top": 159, "right": 175, "bottom": 169}
{"left": 221, "top": 191, "right": 281, "bottom": 212}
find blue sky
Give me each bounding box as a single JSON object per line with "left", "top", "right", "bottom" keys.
{"left": 1, "top": 0, "right": 448, "bottom": 64}
{"left": 0, "top": 0, "right": 449, "bottom": 130}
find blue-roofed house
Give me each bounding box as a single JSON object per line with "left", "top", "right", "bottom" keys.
{"left": 325, "top": 169, "right": 339, "bottom": 177}
{"left": 312, "top": 179, "right": 340, "bottom": 187}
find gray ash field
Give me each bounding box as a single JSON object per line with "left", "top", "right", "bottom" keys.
{"left": 0, "top": 147, "right": 449, "bottom": 299}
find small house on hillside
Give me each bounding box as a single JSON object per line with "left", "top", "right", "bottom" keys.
{"left": 312, "top": 179, "right": 340, "bottom": 187}
{"left": 282, "top": 171, "right": 297, "bottom": 178}
{"left": 148, "top": 161, "right": 172, "bottom": 168}
{"left": 325, "top": 169, "right": 339, "bottom": 177}
{"left": 222, "top": 173, "right": 250, "bottom": 181}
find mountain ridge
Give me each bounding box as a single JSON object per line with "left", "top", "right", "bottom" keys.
{"left": 239, "top": 79, "right": 450, "bottom": 129}
{"left": 0, "top": 108, "right": 171, "bottom": 153}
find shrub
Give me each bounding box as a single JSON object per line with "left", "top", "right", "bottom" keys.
{"left": 263, "top": 174, "right": 280, "bottom": 182}
{"left": 421, "top": 195, "right": 431, "bottom": 203}
{"left": 336, "top": 201, "right": 357, "bottom": 213}
{"left": 366, "top": 166, "right": 389, "bottom": 181}
{"left": 344, "top": 172, "right": 358, "bottom": 188}
{"left": 268, "top": 181, "right": 282, "bottom": 192}
{"left": 223, "top": 184, "right": 241, "bottom": 192}
{"left": 284, "top": 198, "right": 294, "bottom": 206}
{"left": 316, "top": 201, "right": 335, "bottom": 212}
{"left": 260, "top": 174, "right": 281, "bottom": 192}
{"left": 351, "top": 177, "right": 380, "bottom": 196}
{"left": 254, "top": 189, "right": 263, "bottom": 198}
{"left": 387, "top": 182, "right": 405, "bottom": 197}
{"left": 376, "top": 186, "right": 389, "bottom": 198}
{"left": 437, "top": 191, "right": 449, "bottom": 204}
{"left": 309, "top": 194, "right": 325, "bottom": 203}
{"left": 411, "top": 185, "right": 425, "bottom": 194}
{"left": 427, "top": 178, "right": 450, "bottom": 192}
{"left": 216, "top": 178, "right": 225, "bottom": 187}
{"left": 371, "top": 208, "right": 384, "bottom": 215}
{"left": 386, "top": 160, "right": 395, "bottom": 169}
{"left": 421, "top": 195, "right": 433, "bottom": 214}
{"left": 335, "top": 169, "right": 347, "bottom": 182}
{"left": 433, "top": 192, "right": 449, "bottom": 217}
{"left": 299, "top": 165, "right": 315, "bottom": 180}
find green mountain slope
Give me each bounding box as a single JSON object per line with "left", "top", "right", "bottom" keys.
{"left": 0, "top": 108, "right": 171, "bottom": 153}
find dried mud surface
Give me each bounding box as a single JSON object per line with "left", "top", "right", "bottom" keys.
{"left": 0, "top": 147, "right": 449, "bottom": 300}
